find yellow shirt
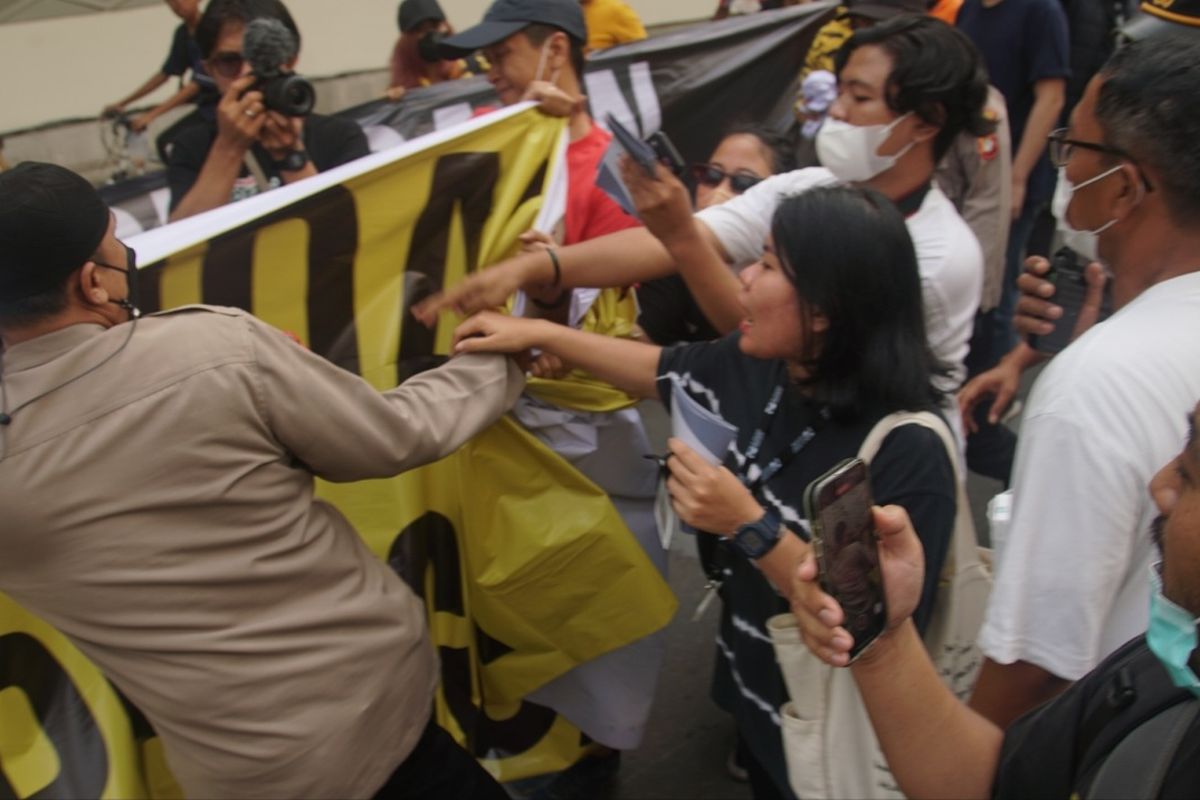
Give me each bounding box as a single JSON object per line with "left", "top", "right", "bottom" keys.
{"left": 582, "top": 0, "right": 647, "bottom": 52}
{"left": 802, "top": 9, "right": 854, "bottom": 80}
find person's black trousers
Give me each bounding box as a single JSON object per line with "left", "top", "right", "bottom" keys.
{"left": 372, "top": 717, "right": 509, "bottom": 800}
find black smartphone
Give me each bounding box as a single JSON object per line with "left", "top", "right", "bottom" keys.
{"left": 647, "top": 130, "right": 686, "bottom": 177}
{"left": 606, "top": 113, "right": 660, "bottom": 177}
{"left": 1028, "top": 247, "right": 1094, "bottom": 356}
{"left": 804, "top": 458, "right": 887, "bottom": 661}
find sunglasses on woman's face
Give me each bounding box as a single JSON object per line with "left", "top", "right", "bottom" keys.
{"left": 690, "top": 163, "right": 764, "bottom": 195}
{"left": 208, "top": 51, "right": 246, "bottom": 79}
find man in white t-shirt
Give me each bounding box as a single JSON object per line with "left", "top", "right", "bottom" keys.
{"left": 967, "top": 38, "right": 1200, "bottom": 728}
{"left": 697, "top": 161, "right": 978, "bottom": 399}
{"left": 414, "top": 16, "right": 991, "bottom": 417}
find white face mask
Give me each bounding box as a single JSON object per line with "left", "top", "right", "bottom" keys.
{"left": 1050, "top": 165, "right": 1122, "bottom": 263}
{"left": 815, "top": 113, "right": 915, "bottom": 182}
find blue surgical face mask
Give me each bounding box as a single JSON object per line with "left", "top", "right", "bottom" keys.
{"left": 1148, "top": 564, "right": 1200, "bottom": 697}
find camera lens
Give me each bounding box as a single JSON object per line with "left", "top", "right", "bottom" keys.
{"left": 282, "top": 79, "right": 315, "bottom": 116}
{"left": 418, "top": 32, "right": 446, "bottom": 63}
{"left": 262, "top": 74, "right": 315, "bottom": 117}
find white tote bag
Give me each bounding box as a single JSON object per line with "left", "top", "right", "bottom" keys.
{"left": 772, "top": 411, "right": 993, "bottom": 799}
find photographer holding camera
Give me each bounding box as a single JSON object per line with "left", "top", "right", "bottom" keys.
{"left": 385, "top": 0, "right": 476, "bottom": 102}
{"left": 167, "top": 0, "right": 369, "bottom": 222}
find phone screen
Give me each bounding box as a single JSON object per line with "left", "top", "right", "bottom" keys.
{"left": 808, "top": 460, "right": 887, "bottom": 660}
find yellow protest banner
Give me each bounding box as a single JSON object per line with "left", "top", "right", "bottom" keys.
{"left": 0, "top": 106, "right": 676, "bottom": 795}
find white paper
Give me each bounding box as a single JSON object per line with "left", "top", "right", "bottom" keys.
{"left": 657, "top": 378, "right": 739, "bottom": 549}
{"left": 671, "top": 379, "right": 738, "bottom": 465}
{"left": 596, "top": 138, "right": 639, "bottom": 218}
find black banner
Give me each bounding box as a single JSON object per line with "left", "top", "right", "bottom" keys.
{"left": 102, "top": 4, "right": 834, "bottom": 233}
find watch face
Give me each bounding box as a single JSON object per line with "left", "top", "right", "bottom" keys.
{"left": 734, "top": 515, "right": 780, "bottom": 559}
{"left": 742, "top": 530, "right": 764, "bottom": 552}
{"left": 281, "top": 150, "right": 308, "bottom": 171}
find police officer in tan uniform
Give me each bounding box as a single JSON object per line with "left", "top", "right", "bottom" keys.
{"left": 0, "top": 162, "right": 518, "bottom": 800}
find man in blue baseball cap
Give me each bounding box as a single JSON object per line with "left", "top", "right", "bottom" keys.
{"left": 438, "top": 0, "right": 587, "bottom": 64}
{"left": 438, "top": 3, "right": 655, "bottom": 797}
{"left": 438, "top": 0, "right": 637, "bottom": 246}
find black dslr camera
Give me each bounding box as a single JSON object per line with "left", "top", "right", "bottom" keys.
{"left": 244, "top": 18, "right": 315, "bottom": 117}
{"left": 418, "top": 31, "right": 448, "bottom": 63}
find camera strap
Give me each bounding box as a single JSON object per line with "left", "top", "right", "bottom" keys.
{"left": 243, "top": 151, "right": 272, "bottom": 193}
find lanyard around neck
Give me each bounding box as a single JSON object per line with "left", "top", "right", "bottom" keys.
{"left": 739, "top": 380, "right": 828, "bottom": 490}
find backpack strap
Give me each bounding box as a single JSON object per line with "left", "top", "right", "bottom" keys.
{"left": 1072, "top": 638, "right": 1144, "bottom": 772}
{"left": 1085, "top": 699, "right": 1199, "bottom": 799}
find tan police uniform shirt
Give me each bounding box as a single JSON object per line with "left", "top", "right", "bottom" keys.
{"left": 0, "top": 306, "right": 525, "bottom": 798}
{"left": 935, "top": 85, "right": 1012, "bottom": 312}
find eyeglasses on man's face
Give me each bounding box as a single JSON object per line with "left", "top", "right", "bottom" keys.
{"left": 1047, "top": 128, "right": 1153, "bottom": 190}
{"left": 1046, "top": 127, "right": 1134, "bottom": 169}
{"left": 208, "top": 51, "right": 246, "bottom": 80}
{"left": 92, "top": 243, "right": 138, "bottom": 275}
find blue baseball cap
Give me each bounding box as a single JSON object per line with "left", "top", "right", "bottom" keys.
{"left": 436, "top": 0, "right": 586, "bottom": 58}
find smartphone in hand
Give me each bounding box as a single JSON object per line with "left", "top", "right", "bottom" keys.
{"left": 1029, "top": 247, "right": 1106, "bottom": 356}
{"left": 805, "top": 458, "right": 887, "bottom": 661}
{"left": 606, "top": 113, "right": 659, "bottom": 176}
{"left": 647, "top": 130, "right": 686, "bottom": 177}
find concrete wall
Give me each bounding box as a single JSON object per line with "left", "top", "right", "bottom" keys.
{"left": 0, "top": 0, "right": 707, "bottom": 135}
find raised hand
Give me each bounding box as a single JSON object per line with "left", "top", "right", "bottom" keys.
{"left": 958, "top": 347, "right": 1025, "bottom": 430}
{"left": 452, "top": 310, "right": 546, "bottom": 356}
{"left": 1014, "top": 254, "right": 1107, "bottom": 342}
{"left": 789, "top": 505, "right": 925, "bottom": 666}
{"left": 524, "top": 81, "right": 585, "bottom": 118}
{"left": 663, "top": 437, "right": 763, "bottom": 535}
{"left": 413, "top": 255, "right": 548, "bottom": 326}
{"left": 215, "top": 75, "right": 266, "bottom": 153}
{"left": 617, "top": 156, "right": 696, "bottom": 250}
{"left": 258, "top": 111, "right": 305, "bottom": 164}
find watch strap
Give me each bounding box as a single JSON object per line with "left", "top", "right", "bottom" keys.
{"left": 731, "top": 508, "right": 783, "bottom": 560}
{"left": 274, "top": 149, "right": 309, "bottom": 172}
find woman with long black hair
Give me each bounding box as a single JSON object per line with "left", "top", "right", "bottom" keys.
{"left": 453, "top": 184, "right": 957, "bottom": 799}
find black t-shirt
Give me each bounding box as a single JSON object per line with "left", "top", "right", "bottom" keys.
{"left": 637, "top": 274, "right": 720, "bottom": 346}
{"left": 162, "top": 23, "right": 217, "bottom": 106}
{"left": 957, "top": 0, "right": 1070, "bottom": 205}
{"left": 657, "top": 334, "right": 957, "bottom": 798}
{"left": 995, "top": 637, "right": 1200, "bottom": 799}
{"left": 167, "top": 113, "right": 370, "bottom": 212}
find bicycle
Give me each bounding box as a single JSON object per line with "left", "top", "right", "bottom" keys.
{"left": 99, "top": 111, "right": 152, "bottom": 184}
